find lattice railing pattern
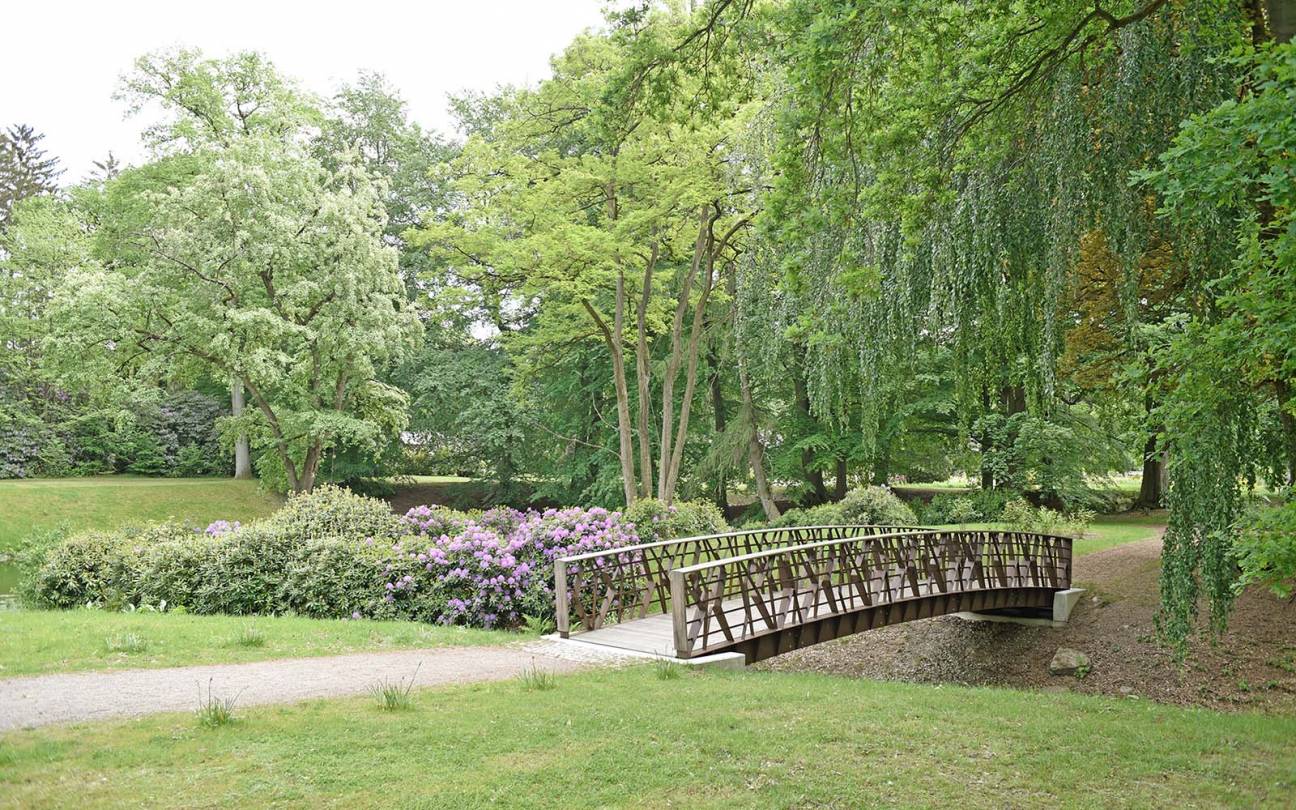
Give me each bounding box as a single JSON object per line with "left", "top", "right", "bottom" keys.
{"left": 668, "top": 529, "right": 1072, "bottom": 657}
{"left": 555, "top": 525, "right": 922, "bottom": 635}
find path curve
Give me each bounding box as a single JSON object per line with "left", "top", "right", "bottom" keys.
{"left": 0, "top": 640, "right": 632, "bottom": 731}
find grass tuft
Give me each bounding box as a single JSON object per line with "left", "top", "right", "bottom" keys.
{"left": 104, "top": 632, "right": 149, "bottom": 654}
{"left": 195, "top": 679, "right": 242, "bottom": 728}
{"left": 518, "top": 660, "right": 557, "bottom": 691}
{"left": 369, "top": 663, "right": 421, "bottom": 711}
{"left": 652, "top": 658, "right": 683, "bottom": 680}
{"left": 227, "top": 625, "right": 266, "bottom": 648}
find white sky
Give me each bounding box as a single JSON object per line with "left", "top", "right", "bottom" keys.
{"left": 1, "top": 0, "right": 612, "bottom": 184}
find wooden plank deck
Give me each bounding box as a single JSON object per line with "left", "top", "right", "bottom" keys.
{"left": 574, "top": 611, "right": 678, "bottom": 657}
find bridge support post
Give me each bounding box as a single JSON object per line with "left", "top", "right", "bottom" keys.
{"left": 669, "top": 569, "right": 688, "bottom": 657}
{"left": 555, "top": 560, "right": 569, "bottom": 638}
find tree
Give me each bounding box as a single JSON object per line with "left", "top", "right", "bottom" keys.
{"left": 1139, "top": 33, "right": 1296, "bottom": 644}
{"left": 111, "top": 49, "right": 326, "bottom": 481}
{"left": 318, "top": 71, "right": 455, "bottom": 286}
{"left": 418, "top": 12, "right": 762, "bottom": 506}
{"left": 0, "top": 125, "right": 61, "bottom": 231}
{"left": 43, "top": 50, "right": 421, "bottom": 493}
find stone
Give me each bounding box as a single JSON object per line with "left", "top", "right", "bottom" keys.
{"left": 1049, "top": 647, "right": 1091, "bottom": 676}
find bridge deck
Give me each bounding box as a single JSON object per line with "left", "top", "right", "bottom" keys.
{"left": 575, "top": 611, "right": 678, "bottom": 657}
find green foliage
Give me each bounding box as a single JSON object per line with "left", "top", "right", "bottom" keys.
{"left": 771, "top": 501, "right": 845, "bottom": 529}
{"left": 773, "top": 486, "right": 916, "bottom": 528}
{"left": 1138, "top": 41, "right": 1296, "bottom": 649}
{"left": 624, "top": 498, "right": 729, "bottom": 543}
{"left": 260, "top": 484, "right": 404, "bottom": 543}
{"left": 838, "top": 486, "right": 918, "bottom": 527}
{"left": 0, "top": 124, "right": 61, "bottom": 229}
{"left": 1236, "top": 495, "right": 1296, "bottom": 600}
{"left": 28, "top": 530, "right": 145, "bottom": 609}
{"left": 1000, "top": 498, "right": 1094, "bottom": 537}
{"left": 41, "top": 50, "right": 421, "bottom": 494}
{"left": 921, "top": 494, "right": 981, "bottom": 525}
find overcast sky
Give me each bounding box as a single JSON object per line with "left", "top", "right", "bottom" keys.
{"left": 2, "top": 0, "right": 611, "bottom": 184}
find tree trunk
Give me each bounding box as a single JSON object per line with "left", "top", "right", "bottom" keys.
{"left": 835, "top": 457, "right": 848, "bottom": 500}
{"left": 231, "top": 378, "right": 252, "bottom": 480}
{"left": 583, "top": 281, "right": 638, "bottom": 506}
{"left": 738, "top": 347, "right": 779, "bottom": 520}
{"left": 634, "top": 246, "right": 658, "bottom": 499}
{"left": 298, "top": 443, "right": 321, "bottom": 493}
{"left": 1135, "top": 431, "right": 1165, "bottom": 508}
{"left": 1266, "top": 0, "right": 1296, "bottom": 43}
{"left": 1275, "top": 378, "right": 1296, "bottom": 485}
{"left": 241, "top": 376, "right": 300, "bottom": 493}
{"left": 749, "top": 430, "right": 780, "bottom": 521}
{"left": 709, "top": 347, "right": 728, "bottom": 511}
{"left": 658, "top": 206, "right": 711, "bottom": 499}
{"left": 662, "top": 250, "right": 717, "bottom": 501}
{"left": 791, "top": 357, "right": 829, "bottom": 504}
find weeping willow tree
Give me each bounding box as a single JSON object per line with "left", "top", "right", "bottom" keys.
{"left": 742, "top": 0, "right": 1258, "bottom": 647}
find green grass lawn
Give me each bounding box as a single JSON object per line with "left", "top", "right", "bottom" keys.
{"left": 934, "top": 512, "right": 1164, "bottom": 557}
{"left": 0, "top": 610, "right": 521, "bottom": 678}
{"left": 1, "top": 666, "right": 1292, "bottom": 808}
{"left": 0, "top": 476, "right": 283, "bottom": 551}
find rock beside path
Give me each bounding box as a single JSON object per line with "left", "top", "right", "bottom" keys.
{"left": 1049, "top": 647, "right": 1090, "bottom": 676}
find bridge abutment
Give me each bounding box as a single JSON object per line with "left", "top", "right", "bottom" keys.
{"left": 953, "top": 587, "right": 1086, "bottom": 628}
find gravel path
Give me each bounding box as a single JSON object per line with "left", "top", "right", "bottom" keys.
{"left": 0, "top": 640, "right": 633, "bottom": 731}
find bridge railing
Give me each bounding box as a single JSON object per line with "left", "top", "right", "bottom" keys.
{"left": 667, "top": 529, "right": 1072, "bottom": 658}
{"left": 554, "top": 525, "right": 925, "bottom": 637}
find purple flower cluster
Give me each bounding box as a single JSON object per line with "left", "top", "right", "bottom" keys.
{"left": 203, "top": 520, "right": 241, "bottom": 537}
{"left": 384, "top": 506, "right": 638, "bottom": 629}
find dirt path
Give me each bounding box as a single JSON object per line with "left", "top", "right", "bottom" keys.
{"left": 759, "top": 534, "right": 1296, "bottom": 713}
{"left": 0, "top": 640, "right": 631, "bottom": 731}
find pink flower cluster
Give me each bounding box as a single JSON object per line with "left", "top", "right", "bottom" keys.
{"left": 384, "top": 505, "right": 639, "bottom": 628}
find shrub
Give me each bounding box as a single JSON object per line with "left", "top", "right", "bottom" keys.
{"left": 29, "top": 531, "right": 144, "bottom": 609}
{"left": 624, "top": 498, "right": 729, "bottom": 542}
{"left": 282, "top": 537, "right": 388, "bottom": 619}
{"left": 947, "top": 497, "right": 980, "bottom": 525}
{"left": 1000, "top": 498, "right": 1037, "bottom": 531}
{"left": 262, "top": 484, "right": 404, "bottom": 542}
{"left": 772, "top": 501, "right": 846, "bottom": 529}
{"left": 401, "top": 503, "right": 471, "bottom": 537}
{"left": 383, "top": 506, "right": 638, "bottom": 628}
{"left": 970, "top": 489, "right": 1009, "bottom": 521}
{"left": 838, "top": 486, "right": 918, "bottom": 527}
{"left": 26, "top": 487, "right": 643, "bottom": 630}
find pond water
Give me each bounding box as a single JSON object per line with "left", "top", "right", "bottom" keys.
{"left": 0, "top": 563, "right": 19, "bottom": 609}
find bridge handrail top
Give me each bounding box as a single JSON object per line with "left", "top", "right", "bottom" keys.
{"left": 554, "top": 524, "right": 930, "bottom": 565}
{"left": 669, "top": 527, "right": 1075, "bottom": 576}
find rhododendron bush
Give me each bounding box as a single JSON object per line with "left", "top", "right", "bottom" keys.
{"left": 383, "top": 505, "right": 637, "bottom": 627}
{"left": 27, "top": 487, "right": 644, "bottom": 629}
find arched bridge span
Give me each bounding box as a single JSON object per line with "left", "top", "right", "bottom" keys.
{"left": 555, "top": 525, "right": 1072, "bottom": 663}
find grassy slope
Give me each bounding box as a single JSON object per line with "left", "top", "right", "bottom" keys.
{"left": 0, "top": 476, "right": 283, "bottom": 551}
{"left": 0, "top": 611, "right": 521, "bottom": 678}
{"left": 2, "top": 666, "right": 1293, "bottom": 808}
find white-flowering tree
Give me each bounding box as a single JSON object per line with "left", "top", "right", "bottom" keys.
{"left": 51, "top": 135, "right": 420, "bottom": 492}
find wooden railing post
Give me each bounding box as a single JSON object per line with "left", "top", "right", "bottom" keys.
{"left": 669, "top": 568, "right": 688, "bottom": 658}
{"left": 555, "top": 559, "right": 569, "bottom": 638}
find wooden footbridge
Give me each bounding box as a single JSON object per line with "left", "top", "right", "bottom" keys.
{"left": 555, "top": 526, "right": 1073, "bottom": 663}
